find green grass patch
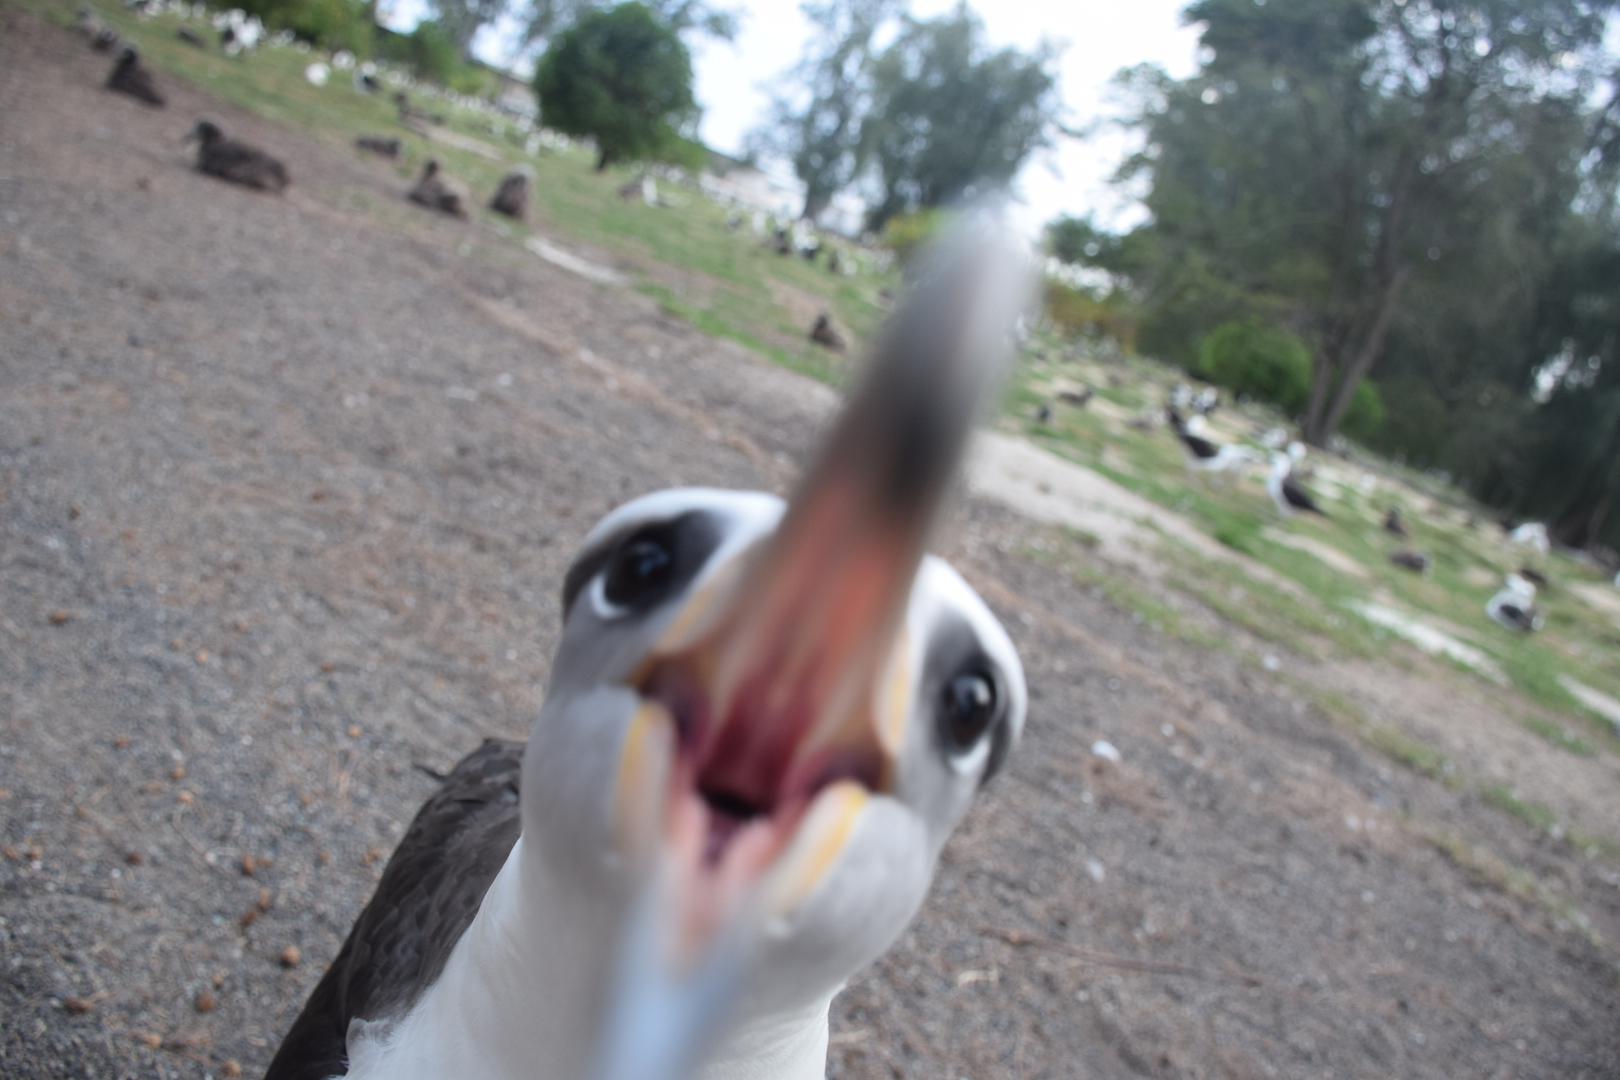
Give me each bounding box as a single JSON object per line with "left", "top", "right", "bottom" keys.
{"left": 1365, "top": 725, "right": 1459, "bottom": 787}
{"left": 1521, "top": 715, "right": 1598, "bottom": 757}
{"left": 1425, "top": 829, "right": 1600, "bottom": 946}
{"left": 1479, "top": 784, "right": 1560, "bottom": 833}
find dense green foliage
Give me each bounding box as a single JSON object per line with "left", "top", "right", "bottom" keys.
{"left": 516, "top": 0, "right": 738, "bottom": 49}
{"left": 534, "top": 3, "right": 699, "bottom": 171}
{"left": 233, "top": 0, "right": 376, "bottom": 55}
{"left": 1197, "top": 319, "right": 1383, "bottom": 439}
{"left": 1052, "top": 0, "right": 1620, "bottom": 549}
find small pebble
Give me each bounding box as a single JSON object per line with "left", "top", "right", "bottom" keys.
{"left": 1090, "top": 740, "right": 1122, "bottom": 764}
{"left": 125, "top": 850, "right": 144, "bottom": 865}
{"left": 321, "top": 661, "right": 336, "bottom": 672}
{"left": 222, "top": 1060, "right": 242, "bottom": 1078}
{"left": 241, "top": 854, "right": 257, "bottom": 877}
{"left": 348, "top": 725, "right": 362, "bottom": 738}
{"left": 195, "top": 991, "right": 217, "bottom": 1013}
{"left": 240, "top": 908, "right": 260, "bottom": 928}
{"left": 62, "top": 996, "right": 93, "bottom": 1014}
{"left": 177, "top": 791, "right": 194, "bottom": 804}
{"left": 134, "top": 1031, "right": 161, "bottom": 1049}
{"left": 258, "top": 887, "right": 273, "bottom": 911}
{"left": 195, "top": 650, "right": 209, "bottom": 665}
{"left": 1, "top": 845, "right": 17, "bottom": 860}
{"left": 113, "top": 735, "right": 130, "bottom": 748}
{"left": 171, "top": 764, "right": 186, "bottom": 781}
{"left": 49, "top": 609, "right": 70, "bottom": 625}
{"left": 279, "top": 945, "right": 301, "bottom": 968}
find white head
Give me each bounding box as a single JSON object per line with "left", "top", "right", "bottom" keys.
{"left": 519, "top": 213, "right": 1032, "bottom": 1078}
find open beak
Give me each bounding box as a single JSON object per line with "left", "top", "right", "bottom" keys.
{"left": 613, "top": 211, "right": 1032, "bottom": 950}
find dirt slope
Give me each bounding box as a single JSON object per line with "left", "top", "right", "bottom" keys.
{"left": 2, "top": 13, "right": 1617, "bottom": 1080}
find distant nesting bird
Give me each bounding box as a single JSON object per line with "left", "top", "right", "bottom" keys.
{"left": 1167, "top": 408, "right": 1260, "bottom": 475}
{"left": 489, "top": 169, "right": 532, "bottom": 220}
{"left": 809, "top": 313, "right": 846, "bottom": 353}
{"left": 1507, "top": 521, "right": 1550, "bottom": 553}
{"left": 1191, "top": 386, "right": 1219, "bottom": 416}
{"left": 1384, "top": 507, "right": 1409, "bottom": 538}
{"left": 1267, "top": 452, "right": 1327, "bottom": 518}
{"left": 408, "top": 159, "right": 470, "bottom": 218}
{"left": 1057, "top": 386, "right": 1094, "bottom": 408}
{"left": 304, "top": 62, "right": 330, "bottom": 87}
{"left": 187, "top": 121, "right": 289, "bottom": 193}
{"left": 92, "top": 26, "right": 120, "bottom": 53}
{"left": 1389, "top": 550, "right": 1429, "bottom": 573}
{"left": 354, "top": 135, "right": 401, "bottom": 159}
{"left": 1487, "top": 573, "right": 1543, "bottom": 632}
{"left": 177, "top": 25, "right": 205, "bottom": 47}
{"left": 826, "top": 247, "right": 843, "bottom": 274}
{"left": 106, "top": 48, "right": 164, "bottom": 106}
{"left": 1034, "top": 403, "right": 1053, "bottom": 424}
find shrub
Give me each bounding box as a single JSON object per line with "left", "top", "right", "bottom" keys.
{"left": 1197, "top": 318, "right": 1313, "bottom": 413}
{"left": 235, "top": 0, "right": 374, "bottom": 57}
{"left": 1197, "top": 318, "right": 1384, "bottom": 438}
{"left": 879, "top": 208, "right": 946, "bottom": 265}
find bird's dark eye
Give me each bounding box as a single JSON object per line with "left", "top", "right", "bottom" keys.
{"left": 604, "top": 525, "right": 677, "bottom": 608}
{"left": 941, "top": 669, "right": 998, "bottom": 754}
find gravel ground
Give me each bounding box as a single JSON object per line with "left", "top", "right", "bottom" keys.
{"left": 3, "top": 12, "right": 1618, "bottom": 1079}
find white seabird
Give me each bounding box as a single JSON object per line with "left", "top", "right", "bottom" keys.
{"left": 1486, "top": 573, "right": 1543, "bottom": 632}
{"left": 1266, "top": 452, "right": 1327, "bottom": 519}
{"left": 264, "top": 219, "right": 1032, "bottom": 1080}
{"left": 1167, "top": 408, "right": 1260, "bottom": 476}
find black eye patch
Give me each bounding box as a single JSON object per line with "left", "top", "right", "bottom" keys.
{"left": 924, "top": 614, "right": 1011, "bottom": 785}
{"left": 561, "top": 509, "right": 724, "bottom": 619}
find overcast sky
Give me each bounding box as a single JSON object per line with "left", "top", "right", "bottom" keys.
{"left": 382, "top": 0, "right": 1205, "bottom": 235}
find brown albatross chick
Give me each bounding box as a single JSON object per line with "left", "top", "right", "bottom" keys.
{"left": 408, "top": 160, "right": 470, "bottom": 219}
{"left": 489, "top": 168, "right": 531, "bottom": 219}
{"left": 188, "top": 121, "right": 289, "bottom": 193}
{"left": 107, "top": 48, "right": 164, "bottom": 107}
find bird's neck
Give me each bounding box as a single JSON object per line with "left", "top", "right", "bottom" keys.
{"left": 343, "top": 837, "right": 835, "bottom": 1080}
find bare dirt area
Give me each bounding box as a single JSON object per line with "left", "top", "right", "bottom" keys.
{"left": 3, "top": 12, "right": 1618, "bottom": 1080}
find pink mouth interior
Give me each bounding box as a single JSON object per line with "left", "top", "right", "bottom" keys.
{"left": 641, "top": 662, "right": 884, "bottom": 878}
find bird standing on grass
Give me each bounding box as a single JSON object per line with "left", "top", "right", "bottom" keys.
{"left": 264, "top": 218, "right": 1031, "bottom": 1080}
{"left": 1167, "top": 408, "right": 1260, "bottom": 476}
{"left": 186, "top": 121, "right": 288, "bottom": 193}
{"left": 1487, "top": 573, "right": 1544, "bottom": 632}
{"left": 1266, "top": 452, "right": 1327, "bottom": 519}
{"left": 106, "top": 47, "right": 164, "bottom": 106}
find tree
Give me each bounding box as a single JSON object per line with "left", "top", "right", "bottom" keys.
{"left": 429, "top": 0, "right": 509, "bottom": 56}
{"left": 534, "top": 3, "right": 699, "bottom": 172}
{"left": 752, "top": 0, "right": 901, "bottom": 221}
{"left": 517, "top": 0, "right": 737, "bottom": 50}
{"left": 860, "top": 3, "right": 1061, "bottom": 231}
{"left": 1078, "top": 0, "right": 1614, "bottom": 448}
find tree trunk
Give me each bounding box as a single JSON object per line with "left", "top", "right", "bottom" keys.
{"left": 1318, "top": 263, "right": 1412, "bottom": 440}
{"left": 595, "top": 149, "right": 611, "bottom": 172}
{"left": 801, "top": 191, "right": 830, "bottom": 222}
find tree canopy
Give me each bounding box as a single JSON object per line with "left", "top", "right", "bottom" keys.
{"left": 1056, "top": 0, "right": 1620, "bottom": 548}
{"left": 752, "top": 0, "right": 901, "bottom": 221}
{"left": 860, "top": 3, "right": 1060, "bottom": 231}
{"left": 534, "top": 2, "right": 699, "bottom": 171}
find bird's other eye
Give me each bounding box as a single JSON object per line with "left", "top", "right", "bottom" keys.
{"left": 604, "top": 524, "right": 678, "bottom": 609}
{"left": 940, "top": 668, "right": 999, "bottom": 754}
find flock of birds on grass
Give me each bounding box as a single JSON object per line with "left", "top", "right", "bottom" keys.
{"left": 91, "top": 0, "right": 859, "bottom": 357}
{"left": 1032, "top": 376, "right": 1561, "bottom": 636}
{"left": 87, "top": 4, "right": 537, "bottom": 219}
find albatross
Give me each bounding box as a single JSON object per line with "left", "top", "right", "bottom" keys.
{"left": 265, "top": 217, "right": 1031, "bottom": 1080}
{"left": 1166, "top": 408, "right": 1259, "bottom": 476}
{"left": 1266, "top": 451, "right": 1327, "bottom": 519}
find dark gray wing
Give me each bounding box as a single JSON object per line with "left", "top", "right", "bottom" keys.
{"left": 1282, "top": 475, "right": 1325, "bottom": 514}
{"left": 264, "top": 739, "right": 526, "bottom": 1080}
{"left": 1182, "top": 431, "right": 1220, "bottom": 460}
